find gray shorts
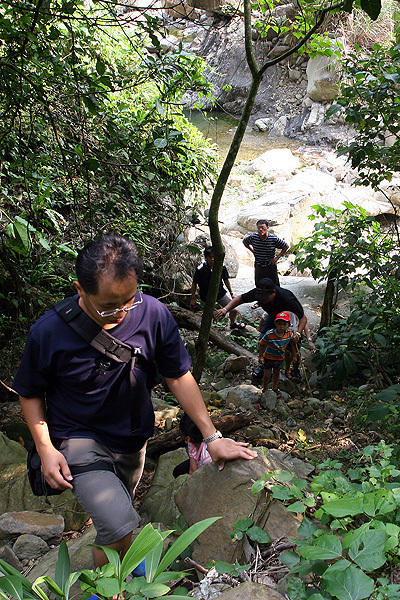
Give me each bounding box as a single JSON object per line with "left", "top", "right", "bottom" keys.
{"left": 59, "top": 438, "right": 146, "bottom": 545}
{"left": 200, "top": 293, "right": 232, "bottom": 309}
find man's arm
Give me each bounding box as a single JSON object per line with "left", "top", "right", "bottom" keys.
{"left": 297, "top": 314, "right": 307, "bottom": 337}
{"left": 271, "top": 244, "right": 289, "bottom": 265}
{"left": 164, "top": 371, "right": 257, "bottom": 469}
{"left": 19, "top": 396, "right": 73, "bottom": 490}
{"left": 223, "top": 277, "right": 235, "bottom": 298}
{"left": 214, "top": 294, "right": 243, "bottom": 319}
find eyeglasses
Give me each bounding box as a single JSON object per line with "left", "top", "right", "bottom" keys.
{"left": 86, "top": 291, "right": 143, "bottom": 318}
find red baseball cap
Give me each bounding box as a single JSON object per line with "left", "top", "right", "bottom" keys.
{"left": 275, "top": 312, "right": 291, "bottom": 323}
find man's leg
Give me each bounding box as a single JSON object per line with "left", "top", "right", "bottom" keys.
{"left": 59, "top": 438, "right": 145, "bottom": 568}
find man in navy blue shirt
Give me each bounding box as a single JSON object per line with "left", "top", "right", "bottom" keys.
{"left": 13, "top": 234, "right": 256, "bottom": 569}
{"left": 243, "top": 219, "right": 289, "bottom": 286}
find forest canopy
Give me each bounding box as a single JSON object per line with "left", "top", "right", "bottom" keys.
{"left": 0, "top": 0, "right": 217, "bottom": 333}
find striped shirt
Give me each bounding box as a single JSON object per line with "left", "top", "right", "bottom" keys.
{"left": 243, "top": 232, "right": 288, "bottom": 266}
{"left": 261, "top": 329, "right": 294, "bottom": 361}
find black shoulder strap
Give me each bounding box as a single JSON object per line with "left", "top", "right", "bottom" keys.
{"left": 54, "top": 297, "right": 134, "bottom": 364}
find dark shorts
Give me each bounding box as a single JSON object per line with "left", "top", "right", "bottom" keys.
{"left": 59, "top": 438, "right": 146, "bottom": 545}
{"left": 263, "top": 359, "right": 284, "bottom": 370}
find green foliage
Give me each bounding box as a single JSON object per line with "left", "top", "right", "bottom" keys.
{"left": 0, "top": 0, "right": 217, "bottom": 336}
{"left": 293, "top": 202, "right": 400, "bottom": 384}
{"left": 328, "top": 41, "right": 400, "bottom": 188}
{"left": 0, "top": 519, "right": 219, "bottom": 600}
{"left": 254, "top": 442, "right": 400, "bottom": 600}
{"left": 231, "top": 517, "right": 270, "bottom": 544}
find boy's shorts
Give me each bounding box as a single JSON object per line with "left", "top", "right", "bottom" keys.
{"left": 263, "top": 359, "right": 284, "bottom": 370}
{"left": 201, "top": 293, "right": 231, "bottom": 309}
{"left": 59, "top": 438, "right": 146, "bottom": 545}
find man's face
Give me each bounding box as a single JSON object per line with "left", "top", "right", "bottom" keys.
{"left": 74, "top": 270, "right": 138, "bottom": 328}
{"left": 257, "top": 223, "right": 268, "bottom": 238}
{"left": 255, "top": 288, "right": 275, "bottom": 303}
{"left": 275, "top": 319, "right": 290, "bottom": 335}
{"left": 206, "top": 254, "right": 215, "bottom": 268}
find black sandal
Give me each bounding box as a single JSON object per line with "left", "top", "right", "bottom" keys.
{"left": 230, "top": 322, "right": 246, "bottom": 330}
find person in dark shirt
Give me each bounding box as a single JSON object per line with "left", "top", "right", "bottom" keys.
{"left": 13, "top": 234, "right": 257, "bottom": 569}
{"left": 215, "top": 277, "right": 308, "bottom": 379}
{"left": 243, "top": 219, "right": 289, "bottom": 286}
{"left": 191, "top": 246, "right": 245, "bottom": 330}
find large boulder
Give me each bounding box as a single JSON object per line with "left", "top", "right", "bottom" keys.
{"left": 174, "top": 448, "right": 313, "bottom": 565}
{"left": 306, "top": 53, "right": 340, "bottom": 101}
{"left": 218, "top": 581, "right": 286, "bottom": 599}
{"left": 0, "top": 433, "right": 87, "bottom": 532}
{"left": 245, "top": 149, "right": 302, "bottom": 181}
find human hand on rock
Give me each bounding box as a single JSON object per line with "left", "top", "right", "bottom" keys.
{"left": 206, "top": 437, "right": 257, "bottom": 471}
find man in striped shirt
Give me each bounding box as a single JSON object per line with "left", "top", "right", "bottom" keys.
{"left": 243, "top": 219, "right": 289, "bottom": 286}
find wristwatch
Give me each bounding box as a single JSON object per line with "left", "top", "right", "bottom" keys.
{"left": 203, "top": 430, "right": 223, "bottom": 444}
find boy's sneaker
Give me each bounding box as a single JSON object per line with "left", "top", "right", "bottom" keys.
{"left": 131, "top": 559, "right": 146, "bottom": 577}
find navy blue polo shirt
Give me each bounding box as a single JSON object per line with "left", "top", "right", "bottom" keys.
{"left": 13, "top": 294, "right": 191, "bottom": 453}
{"left": 241, "top": 287, "right": 304, "bottom": 321}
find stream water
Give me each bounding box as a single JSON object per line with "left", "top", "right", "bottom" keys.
{"left": 185, "top": 110, "right": 300, "bottom": 163}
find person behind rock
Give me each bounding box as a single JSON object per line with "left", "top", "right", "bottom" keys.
{"left": 191, "top": 246, "right": 245, "bottom": 330}
{"left": 259, "top": 312, "right": 298, "bottom": 397}
{"left": 13, "top": 234, "right": 257, "bottom": 570}
{"left": 173, "top": 414, "right": 212, "bottom": 478}
{"left": 242, "top": 219, "right": 289, "bottom": 287}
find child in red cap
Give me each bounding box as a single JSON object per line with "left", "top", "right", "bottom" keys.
{"left": 259, "top": 311, "right": 298, "bottom": 397}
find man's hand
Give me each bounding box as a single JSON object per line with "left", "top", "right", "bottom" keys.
{"left": 206, "top": 437, "right": 257, "bottom": 471}
{"left": 190, "top": 299, "right": 197, "bottom": 310}
{"left": 40, "top": 446, "right": 73, "bottom": 490}
{"left": 214, "top": 307, "right": 227, "bottom": 320}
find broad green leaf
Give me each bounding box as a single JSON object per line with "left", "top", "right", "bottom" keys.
{"left": 54, "top": 540, "right": 70, "bottom": 597}
{"left": 323, "top": 562, "right": 375, "bottom": 600}
{"left": 144, "top": 539, "right": 164, "bottom": 583}
{"left": 279, "top": 551, "right": 300, "bottom": 568}
{"left": 154, "top": 571, "right": 187, "bottom": 583}
{"left": 287, "top": 501, "right": 306, "bottom": 513}
{"left": 272, "top": 470, "right": 294, "bottom": 483}
{"left": 35, "top": 577, "right": 64, "bottom": 597}
{"left": 154, "top": 138, "right": 168, "bottom": 149}
{"left": 120, "top": 523, "right": 165, "bottom": 579}
{"left": 233, "top": 517, "right": 253, "bottom": 531}
{"left": 300, "top": 535, "right": 342, "bottom": 561}
{"left": 343, "top": 352, "right": 357, "bottom": 373}
{"left": 246, "top": 526, "right": 270, "bottom": 544}
{"left": 138, "top": 582, "right": 170, "bottom": 598}
{"left": 323, "top": 497, "right": 364, "bottom": 517}
{"left": 297, "top": 517, "right": 318, "bottom": 537}
{"left": 355, "top": 0, "right": 380, "bottom": 22}
{"left": 271, "top": 485, "right": 293, "bottom": 500}
{"left": 0, "top": 577, "right": 25, "bottom": 600}
{"left": 373, "top": 332, "right": 387, "bottom": 347}
{"left": 154, "top": 517, "right": 220, "bottom": 578}
{"left": 347, "top": 530, "right": 387, "bottom": 570}
{"left": 251, "top": 479, "right": 266, "bottom": 494}
{"left": 214, "top": 561, "right": 237, "bottom": 574}
{"left": 94, "top": 578, "right": 120, "bottom": 597}
{"left": 286, "top": 576, "right": 308, "bottom": 600}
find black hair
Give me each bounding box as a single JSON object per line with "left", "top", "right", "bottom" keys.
{"left": 204, "top": 246, "right": 214, "bottom": 258}
{"left": 76, "top": 234, "right": 143, "bottom": 294}
{"left": 256, "top": 219, "right": 269, "bottom": 227}
{"left": 179, "top": 414, "right": 203, "bottom": 443}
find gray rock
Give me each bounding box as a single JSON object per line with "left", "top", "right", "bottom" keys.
{"left": 260, "top": 390, "right": 277, "bottom": 410}
{"left": 223, "top": 355, "right": 250, "bottom": 374}
{"left": 13, "top": 534, "right": 49, "bottom": 560}
{"left": 245, "top": 426, "right": 274, "bottom": 439}
{"left": 306, "top": 52, "right": 340, "bottom": 101}
{"left": 0, "top": 434, "right": 87, "bottom": 532}
{"left": 218, "top": 384, "right": 261, "bottom": 407}
{"left": 0, "top": 542, "right": 23, "bottom": 571}
{"left": 139, "top": 448, "right": 188, "bottom": 528}
{"left": 213, "top": 378, "right": 231, "bottom": 391}
{"left": 0, "top": 512, "right": 64, "bottom": 542}
{"left": 174, "top": 448, "right": 313, "bottom": 565}
{"left": 217, "top": 581, "right": 286, "bottom": 599}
